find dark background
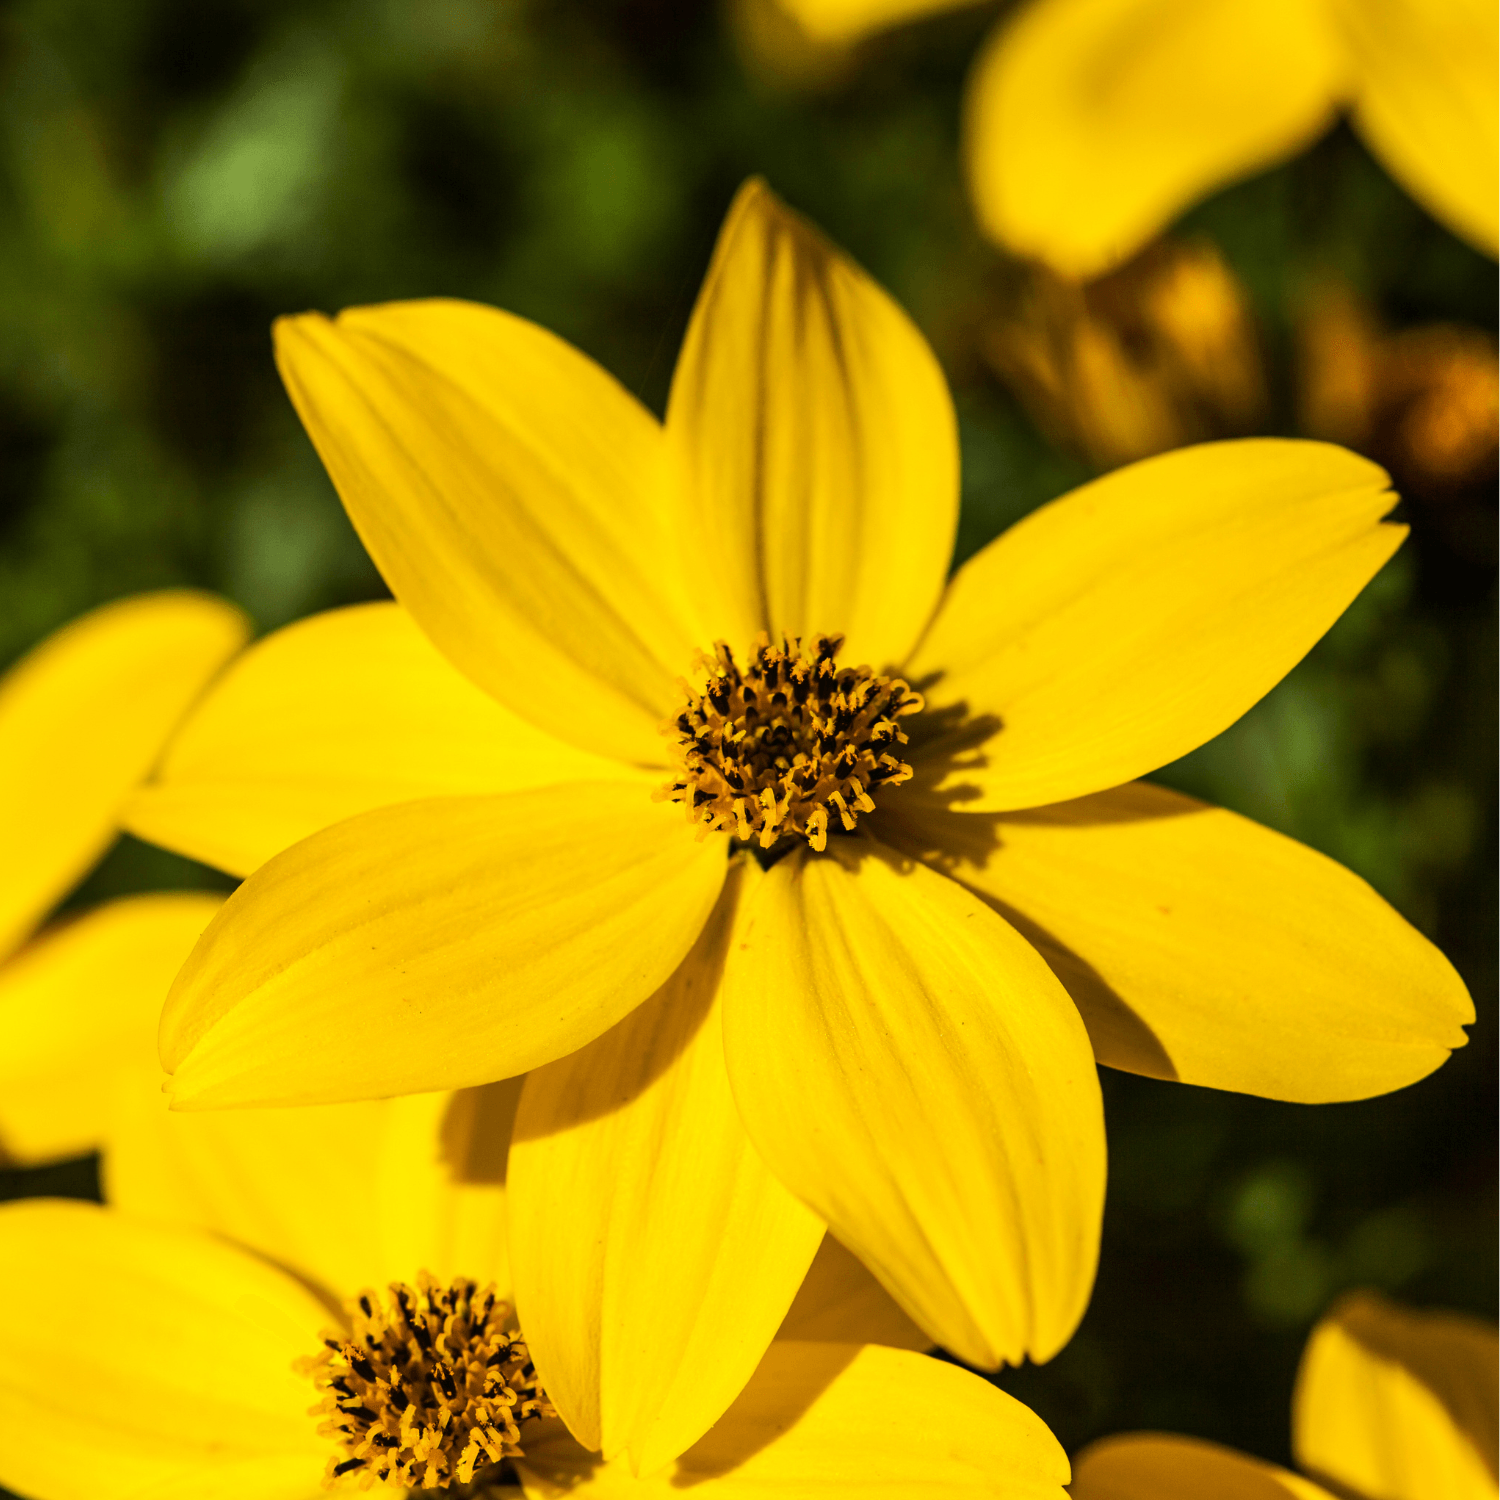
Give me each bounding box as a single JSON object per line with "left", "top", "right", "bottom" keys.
{"left": 0, "top": 0, "right": 1493, "bottom": 1477}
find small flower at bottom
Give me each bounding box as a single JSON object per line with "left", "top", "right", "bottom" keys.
{"left": 0, "top": 1197, "right": 1069, "bottom": 1500}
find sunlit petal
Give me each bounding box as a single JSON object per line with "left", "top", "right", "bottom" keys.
{"left": 106, "top": 1078, "right": 512, "bottom": 1300}
{"left": 0, "top": 591, "right": 247, "bottom": 958}
{"left": 723, "top": 841, "right": 1104, "bottom": 1369}
{"left": 0, "top": 892, "right": 221, "bottom": 1164}
{"left": 908, "top": 441, "right": 1401, "bottom": 811}
{"left": 124, "top": 602, "right": 644, "bottom": 877}
{"left": 518, "top": 1342, "right": 1070, "bottom": 1496}
{"left": 275, "top": 301, "right": 699, "bottom": 764}
{"left": 878, "top": 782, "right": 1472, "bottom": 1101}
{"left": 775, "top": 1234, "right": 932, "bottom": 1351}
{"left": 161, "top": 786, "right": 728, "bottom": 1107}
{"left": 510, "top": 861, "right": 825, "bottom": 1474}
{"left": 665, "top": 179, "right": 957, "bottom": 670}
{"left": 0, "top": 1199, "right": 326, "bottom": 1500}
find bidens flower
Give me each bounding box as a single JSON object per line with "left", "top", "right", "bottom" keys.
{"left": 771, "top": 0, "right": 1498, "bottom": 276}
{"left": 0, "top": 1078, "right": 1071, "bottom": 1500}
{"left": 132, "top": 182, "right": 1469, "bottom": 1461}
{"left": 0, "top": 591, "right": 245, "bottom": 1164}
{"left": 1071, "top": 1290, "right": 1498, "bottom": 1500}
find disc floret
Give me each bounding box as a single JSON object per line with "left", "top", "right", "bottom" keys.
{"left": 657, "top": 632, "right": 924, "bottom": 852}
{"left": 300, "top": 1273, "right": 553, "bottom": 1491}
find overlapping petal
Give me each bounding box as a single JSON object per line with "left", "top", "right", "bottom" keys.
{"left": 722, "top": 841, "right": 1104, "bottom": 1369}
{"left": 0, "top": 591, "right": 247, "bottom": 958}
{"left": 1070, "top": 1434, "right": 1334, "bottom": 1500}
{"left": 776, "top": 1233, "right": 932, "bottom": 1351}
{"left": 0, "top": 892, "right": 222, "bottom": 1164}
{"left": 1339, "top": 0, "right": 1499, "bottom": 258}
{"left": 1292, "top": 1292, "right": 1499, "bottom": 1500}
{"left": 964, "top": 0, "right": 1345, "bottom": 277}
{"left": 106, "top": 1080, "right": 511, "bottom": 1299}
{"left": 665, "top": 179, "right": 958, "bottom": 671}
{"left": 878, "top": 782, "right": 1472, "bottom": 1101}
{"left": 0, "top": 1199, "right": 326, "bottom": 1500}
{"left": 907, "top": 441, "right": 1401, "bottom": 811}
{"left": 123, "top": 602, "right": 640, "bottom": 877}
{"left": 510, "top": 860, "right": 824, "bottom": 1474}
{"left": 516, "top": 1342, "right": 1070, "bottom": 1496}
{"left": 274, "top": 301, "right": 698, "bottom": 764}
{"left": 161, "top": 786, "right": 729, "bottom": 1108}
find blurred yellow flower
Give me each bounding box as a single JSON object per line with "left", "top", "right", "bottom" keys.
{"left": 774, "top": 0, "right": 1498, "bottom": 276}
{"left": 1071, "top": 1289, "right": 1498, "bottom": 1500}
{"left": 984, "top": 236, "right": 1268, "bottom": 468}
{"left": 1298, "top": 282, "right": 1500, "bottom": 492}
{"left": 0, "top": 590, "right": 245, "bottom": 1163}
{"left": 129, "top": 181, "right": 1469, "bottom": 1445}
{"left": 0, "top": 1071, "right": 1070, "bottom": 1499}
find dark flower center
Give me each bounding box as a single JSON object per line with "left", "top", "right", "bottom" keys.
{"left": 657, "top": 632, "right": 923, "bottom": 852}
{"left": 300, "top": 1273, "right": 553, "bottom": 1490}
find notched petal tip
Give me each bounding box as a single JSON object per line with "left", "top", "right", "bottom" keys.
{"left": 908, "top": 438, "right": 1413, "bottom": 813}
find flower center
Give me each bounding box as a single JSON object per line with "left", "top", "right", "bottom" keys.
{"left": 299, "top": 1274, "right": 553, "bottom": 1491}
{"left": 656, "top": 632, "right": 924, "bottom": 852}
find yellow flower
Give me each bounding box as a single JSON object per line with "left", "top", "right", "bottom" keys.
{"left": 773, "top": 0, "right": 1498, "bottom": 276}
{"left": 1071, "top": 1290, "right": 1498, "bottom": 1500}
{"left": 0, "top": 590, "right": 246, "bottom": 1163}
{"left": 983, "top": 237, "right": 1268, "bottom": 468}
{"left": 0, "top": 1072, "right": 1071, "bottom": 1500}
{"left": 128, "top": 181, "right": 1470, "bottom": 1467}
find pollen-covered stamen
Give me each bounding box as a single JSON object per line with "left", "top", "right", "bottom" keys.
{"left": 655, "top": 632, "right": 924, "bottom": 852}
{"left": 299, "top": 1273, "right": 553, "bottom": 1491}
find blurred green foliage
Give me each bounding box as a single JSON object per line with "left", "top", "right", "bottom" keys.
{"left": 0, "top": 0, "right": 1492, "bottom": 1479}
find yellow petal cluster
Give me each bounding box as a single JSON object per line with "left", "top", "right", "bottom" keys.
{"left": 104, "top": 180, "right": 1476, "bottom": 1485}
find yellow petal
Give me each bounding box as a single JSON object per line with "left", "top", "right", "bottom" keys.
{"left": 1293, "top": 1291, "right": 1499, "bottom": 1500}
{"left": 510, "top": 860, "right": 825, "bottom": 1474}
{"left": 665, "top": 179, "right": 958, "bottom": 670}
{"left": 776, "top": 0, "right": 983, "bottom": 46}
{"left": 518, "top": 1342, "right": 1069, "bottom": 1496}
{"left": 722, "top": 840, "right": 1105, "bottom": 1369}
{"left": 376, "top": 1084, "right": 516, "bottom": 1296}
{"left": 0, "top": 892, "right": 222, "bottom": 1164}
{"left": 0, "top": 1199, "right": 327, "bottom": 1500}
{"left": 1071, "top": 1433, "right": 1334, "bottom": 1500}
{"left": 964, "top": 0, "right": 1346, "bottom": 277}
{"left": 775, "top": 1234, "right": 932, "bottom": 1351}
{"left": 161, "top": 785, "right": 729, "bottom": 1107}
{"left": 274, "top": 301, "right": 698, "bottom": 765}
{"left": 124, "top": 602, "right": 643, "bottom": 877}
{"left": 1340, "top": 0, "right": 1499, "bottom": 258}
{"left": 106, "top": 1070, "right": 511, "bottom": 1300}
{"left": 0, "top": 590, "right": 248, "bottom": 958}
{"left": 908, "top": 440, "right": 1402, "bottom": 811}
{"left": 878, "top": 782, "right": 1472, "bottom": 1102}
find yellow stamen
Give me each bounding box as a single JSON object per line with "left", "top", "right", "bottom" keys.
{"left": 655, "top": 632, "right": 924, "bottom": 852}
{"left": 298, "top": 1273, "right": 553, "bottom": 1491}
